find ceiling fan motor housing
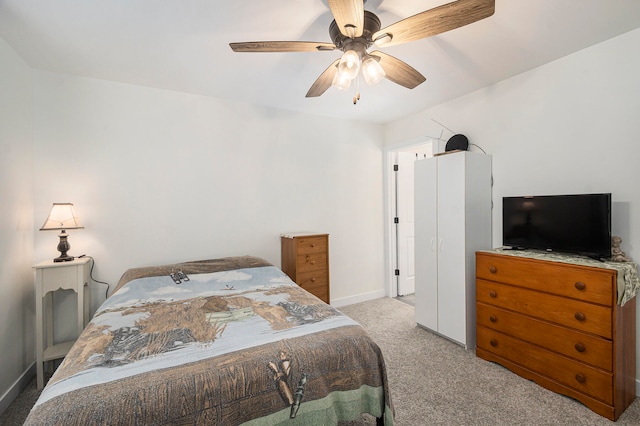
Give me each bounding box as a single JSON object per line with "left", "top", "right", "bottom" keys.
{"left": 329, "top": 11, "right": 381, "bottom": 52}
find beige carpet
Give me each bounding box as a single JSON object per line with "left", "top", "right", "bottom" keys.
{"left": 338, "top": 297, "right": 640, "bottom": 425}
{"left": 3, "top": 297, "right": 640, "bottom": 425}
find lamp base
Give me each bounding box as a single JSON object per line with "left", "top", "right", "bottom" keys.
{"left": 53, "top": 254, "right": 75, "bottom": 262}
{"left": 53, "top": 230, "right": 74, "bottom": 262}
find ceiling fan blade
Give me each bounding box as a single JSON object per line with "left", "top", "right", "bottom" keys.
{"left": 230, "top": 41, "right": 336, "bottom": 53}
{"left": 328, "top": 0, "right": 365, "bottom": 38}
{"left": 372, "top": 0, "right": 495, "bottom": 48}
{"left": 370, "top": 51, "right": 426, "bottom": 89}
{"left": 306, "top": 59, "right": 340, "bottom": 97}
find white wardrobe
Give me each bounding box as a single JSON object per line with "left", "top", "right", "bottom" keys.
{"left": 414, "top": 151, "right": 492, "bottom": 349}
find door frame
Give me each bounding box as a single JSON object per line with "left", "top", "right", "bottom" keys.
{"left": 383, "top": 137, "right": 444, "bottom": 298}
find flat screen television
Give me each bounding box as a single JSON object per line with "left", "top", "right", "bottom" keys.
{"left": 502, "top": 193, "right": 611, "bottom": 259}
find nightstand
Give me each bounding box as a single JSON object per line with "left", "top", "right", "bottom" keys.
{"left": 33, "top": 257, "right": 91, "bottom": 389}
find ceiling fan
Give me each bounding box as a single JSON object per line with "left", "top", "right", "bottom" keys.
{"left": 230, "top": 0, "right": 495, "bottom": 103}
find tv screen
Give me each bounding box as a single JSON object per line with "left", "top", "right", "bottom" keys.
{"left": 502, "top": 193, "right": 611, "bottom": 258}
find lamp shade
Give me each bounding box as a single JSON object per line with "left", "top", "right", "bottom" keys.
{"left": 362, "top": 56, "right": 386, "bottom": 86}
{"left": 331, "top": 70, "right": 352, "bottom": 91}
{"left": 40, "top": 203, "right": 84, "bottom": 230}
{"left": 338, "top": 50, "right": 361, "bottom": 80}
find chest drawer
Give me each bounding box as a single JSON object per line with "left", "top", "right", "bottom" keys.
{"left": 294, "top": 236, "right": 328, "bottom": 254}
{"left": 477, "top": 302, "right": 612, "bottom": 371}
{"left": 297, "top": 270, "right": 329, "bottom": 302}
{"left": 476, "top": 253, "right": 615, "bottom": 306}
{"left": 477, "top": 279, "right": 612, "bottom": 339}
{"left": 296, "top": 252, "right": 327, "bottom": 272}
{"left": 477, "top": 326, "right": 613, "bottom": 405}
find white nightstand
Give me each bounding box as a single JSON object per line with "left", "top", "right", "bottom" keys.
{"left": 33, "top": 257, "right": 91, "bottom": 389}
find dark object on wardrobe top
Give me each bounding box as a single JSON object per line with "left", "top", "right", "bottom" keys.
{"left": 445, "top": 134, "right": 469, "bottom": 152}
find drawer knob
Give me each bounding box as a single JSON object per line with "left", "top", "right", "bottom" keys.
{"left": 574, "top": 343, "right": 586, "bottom": 353}
{"left": 574, "top": 312, "right": 586, "bottom": 322}
{"left": 489, "top": 291, "right": 497, "bottom": 298}
{"left": 489, "top": 315, "right": 497, "bottom": 323}
{"left": 488, "top": 266, "right": 497, "bottom": 274}
{"left": 311, "top": 277, "right": 316, "bottom": 282}
{"left": 575, "top": 374, "right": 586, "bottom": 384}
{"left": 310, "top": 243, "right": 316, "bottom": 248}
{"left": 574, "top": 282, "right": 586, "bottom": 291}
{"left": 490, "top": 339, "right": 498, "bottom": 347}
{"left": 310, "top": 260, "right": 315, "bottom": 265}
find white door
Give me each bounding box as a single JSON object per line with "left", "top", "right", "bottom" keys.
{"left": 396, "top": 151, "right": 417, "bottom": 296}
{"left": 414, "top": 157, "right": 438, "bottom": 330}
{"left": 436, "top": 153, "right": 467, "bottom": 345}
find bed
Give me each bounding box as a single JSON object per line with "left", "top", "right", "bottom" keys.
{"left": 25, "top": 256, "right": 394, "bottom": 425}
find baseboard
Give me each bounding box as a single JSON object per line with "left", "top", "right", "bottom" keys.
{"left": 0, "top": 362, "right": 35, "bottom": 416}
{"left": 330, "top": 289, "right": 387, "bottom": 308}
{"left": 636, "top": 378, "right": 640, "bottom": 397}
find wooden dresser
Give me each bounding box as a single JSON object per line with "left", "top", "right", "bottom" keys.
{"left": 476, "top": 251, "right": 636, "bottom": 421}
{"left": 281, "top": 233, "right": 330, "bottom": 303}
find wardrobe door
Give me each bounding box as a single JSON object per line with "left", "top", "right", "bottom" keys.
{"left": 414, "top": 158, "right": 438, "bottom": 331}
{"left": 435, "top": 153, "right": 467, "bottom": 345}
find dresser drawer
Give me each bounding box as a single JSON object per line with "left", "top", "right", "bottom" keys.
{"left": 477, "top": 280, "right": 612, "bottom": 339}
{"left": 476, "top": 253, "right": 615, "bottom": 306}
{"left": 297, "top": 270, "right": 329, "bottom": 302}
{"left": 296, "top": 252, "right": 327, "bottom": 272}
{"left": 297, "top": 270, "right": 328, "bottom": 290}
{"left": 477, "top": 302, "right": 612, "bottom": 371}
{"left": 294, "top": 236, "right": 328, "bottom": 255}
{"left": 477, "top": 326, "right": 613, "bottom": 404}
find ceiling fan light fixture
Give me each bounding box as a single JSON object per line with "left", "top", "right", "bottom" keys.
{"left": 338, "top": 50, "right": 361, "bottom": 80}
{"left": 362, "top": 56, "right": 385, "bottom": 86}
{"left": 331, "top": 70, "right": 352, "bottom": 91}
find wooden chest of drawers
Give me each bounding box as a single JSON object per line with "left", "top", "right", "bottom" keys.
{"left": 281, "top": 233, "right": 330, "bottom": 303}
{"left": 476, "top": 251, "right": 636, "bottom": 421}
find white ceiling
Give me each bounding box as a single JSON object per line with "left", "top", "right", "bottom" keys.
{"left": 2, "top": 0, "right": 640, "bottom": 124}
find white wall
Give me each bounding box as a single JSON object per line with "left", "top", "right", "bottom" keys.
{"left": 31, "top": 71, "right": 386, "bottom": 335}
{"left": 385, "top": 28, "right": 640, "bottom": 385}
{"left": 0, "top": 38, "right": 35, "bottom": 412}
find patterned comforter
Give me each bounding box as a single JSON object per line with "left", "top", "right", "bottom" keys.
{"left": 25, "top": 256, "right": 394, "bottom": 425}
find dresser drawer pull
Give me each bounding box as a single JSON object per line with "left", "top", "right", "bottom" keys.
{"left": 310, "top": 243, "right": 316, "bottom": 248}
{"left": 311, "top": 277, "right": 317, "bottom": 282}
{"left": 489, "top": 315, "right": 497, "bottom": 323}
{"left": 575, "top": 374, "right": 586, "bottom": 384}
{"left": 488, "top": 266, "right": 497, "bottom": 274}
{"left": 490, "top": 339, "right": 498, "bottom": 347}
{"left": 310, "top": 260, "right": 316, "bottom": 265}
{"left": 489, "top": 291, "right": 497, "bottom": 298}
{"left": 574, "top": 312, "right": 586, "bottom": 321}
{"left": 574, "top": 281, "right": 586, "bottom": 291}
{"left": 574, "top": 343, "right": 586, "bottom": 353}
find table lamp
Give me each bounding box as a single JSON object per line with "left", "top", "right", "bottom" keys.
{"left": 40, "top": 203, "right": 84, "bottom": 262}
